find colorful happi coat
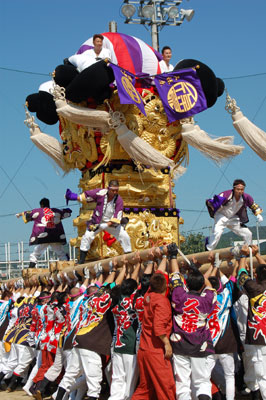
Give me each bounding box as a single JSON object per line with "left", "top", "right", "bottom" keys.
{"left": 61, "top": 295, "right": 86, "bottom": 350}
{"left": 79, "top": 189, "right": 123, "bottom": 228}
{"left": 206, "top": 190, "right": 262, "bottom": 224}
{"left": 238, "top": 269, "right": 266, "bottom": 345}
{"left": 74, "top": 285, "right": 114, "bottom": 355}
{"left": 4, "top": 297, "right": 36, "bottom": 346}
{"left": 22, "top": 207, "right": 72, "bottom": 245}
{"left": 170, "top": 272, "right": 217, "bottom": 357}
{"left": 112, "top": 291, "right": 138, "bottom": 355}
{"left": 0, "top": 299, "right": 13, "bottom": 341}
{"left": 207, "top": 277, "right": 238, "bottom": 354}
{"left": 31, "top": 301, "right": 65, "bottom": 354}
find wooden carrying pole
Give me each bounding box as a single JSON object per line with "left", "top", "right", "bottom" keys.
{"left": 3, "top": 246, "right": 266, "bottom": 286}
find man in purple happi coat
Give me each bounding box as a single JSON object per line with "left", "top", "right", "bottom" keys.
{"left": 205, "top": 179, "right": 263, "bottom": 251}
{"left": 168, "top": 243, "right": 217, "bottom": 400}
{"left": 65, "top": 180, "right": 132, "bottom": 263}
{"left": 16, "top": 197, "right": 72, "bottom": 268}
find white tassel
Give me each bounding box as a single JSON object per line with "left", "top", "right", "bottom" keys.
{"left": 172, "top": 165, "right": 187, "bottom": 179}
{"left": 225, "top": 92, "right": 266, "bottom": 161}
{"left": 24, "top": 109, "right": 67, "bottom": 171}
{"left": 115, "top": 124, "right": 175, "bottom": 170}
{"left": 180, "top": 123, "right": 244, "bottom": 163}
{"left": 52, "top": 85, "right": 110, "bottom": 132}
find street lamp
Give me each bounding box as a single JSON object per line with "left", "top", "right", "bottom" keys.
{"left": 120, "top": 0, "right": 195, "bottom": 51}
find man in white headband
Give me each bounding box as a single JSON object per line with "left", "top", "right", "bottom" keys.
{"left": 65, "top": 180, "right": 132, "bottom": 263}
{"left": 206, "top": 179, "right": 263, "bottom": 250}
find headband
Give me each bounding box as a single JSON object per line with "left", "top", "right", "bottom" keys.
{"left": 83, "top": 283, "right": 102, "bottom": 297}
{"left": 217, "top": 280, "right": 223, "bottom": 293}
{"left": 108, "top": 186, "right": 119, "bottom": 190}
{"left": 39, "top": 295, "right": 51, "bottom": 300}
{"left": 69, "top": 288, "right": 84, "bottom": 298}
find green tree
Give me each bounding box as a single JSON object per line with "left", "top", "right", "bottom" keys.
{"left": 180, "top": 232, "right": 205, "bottom": 255}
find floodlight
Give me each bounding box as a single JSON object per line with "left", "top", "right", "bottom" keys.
{"left": 167, "top": 6, "right": 179, "bottom": 18}
{"left": 180, "top": 8, "right": 195, "bottom": 21}
{"left": 121, "top": 4, "right": 136, "bottom": 18}
{"left": 142, "top": 5, "right": 154, "bottom": 18}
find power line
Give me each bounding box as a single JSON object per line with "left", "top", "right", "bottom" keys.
{"left": 0, "top": 203, "right": 80, "bottom": 218}
{"left": 0, "top": 66, "right": 50, "bottom": 77}
{"left": 222, "top": 72, "right": 266, "bottom": 80}
{"left": 0, "top": 165, "right": 32, "bottom": 209}
{"left": 1, "top": 65, "right": 266, "bottom": 81}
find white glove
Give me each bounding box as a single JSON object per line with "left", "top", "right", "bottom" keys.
{"left": 214, "top": 253, "right": 222, "bottom": 269}
{"left": 257, "top": 214, "right": 263, "bottom": 223}
{"left": 83, "top": 267, "right": 90, "bottom": 280}
{"left": 94, "top": 263, "right": 103, "bottom": 278}
{"left": 64, "top": 272, "right": 72, "bottom": 285}
{"left": 230, "top": 244, "right": 241, "bottom": 260}
{"left": 56, "top": 273, "right": 63, "bottom": 284}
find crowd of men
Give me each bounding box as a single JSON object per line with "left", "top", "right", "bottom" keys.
{"left": 0, "top": 243, "right": 265, "bottom": 400}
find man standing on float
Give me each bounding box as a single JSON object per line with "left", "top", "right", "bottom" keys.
{"left": 206, "top": 179, "right": 263, "bottom": 251}
{"left": 16, "top": 197, "right": 72, "bottom": 268}
{"left": 65, "top": 180, "right": 132, "bottom": 263}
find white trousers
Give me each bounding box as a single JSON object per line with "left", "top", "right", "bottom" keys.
{"left": 207, "top": 353, "right": 235, "bottom": 400}
{"left": 13, "top": 344, "right": 36, "bottom": 377}
{"left": 68, "top": 376, "right": 87, "bottom": 400}
{"left": 207, "top": 213, "right": 252, "bottom": 251}
{"left": 173, "top": 354, "right": 212, "bottom": 400}
{"left": 243, "top": 345, "right": 266, "bottom": 399}
{"left": 80, "top": 223, "right": 132, "bottom": 252}
{"left": 2, "top": 343, "right": 18, "bottom": 378}
{"left": 23, "top": 350, "right": 41, "bottom": 393}
{"left": 59, "top": 347, "right": 102, "bottom": 398}
{"left": 45, "top": 347, "right": 63, "bottom": 382}
{"left": 108, "top": 352, "right": 138, "bottom": 400}
{"left": 0, "top": 341, "right": 9, "bottom": 374}
{"left": 30, "top": 243, "right": 68, "bottom": 263}
{"left": 242, "top": 344, "right": 259, "bottom": 392}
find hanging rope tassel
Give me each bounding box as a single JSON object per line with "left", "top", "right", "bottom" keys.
{"left": 52, "top": 85, "right": 110, "bottom": 132}
{"left": 225, "top": 91, "right": 266, "bottom": 161}
{"left": 107, "top": 108, "right": 175, "bottom": 170}
{"left": 180, "top": 122, "right": 244, "bottom": 164}
{"left": 24, "top": 105, "right": 68, "bottom": 172}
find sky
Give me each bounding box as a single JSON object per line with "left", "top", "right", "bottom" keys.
{"left": 1, "top": 0, "right": 266, "bottom": 260}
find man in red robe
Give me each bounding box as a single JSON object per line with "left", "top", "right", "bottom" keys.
{"left": 132, "top": 272, "right": 175, "bottom": 400}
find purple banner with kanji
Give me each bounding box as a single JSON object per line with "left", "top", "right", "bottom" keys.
{"left": 109, "top": 63, "right": 146, "bottom": 115}
{"left": 154, "top": 68, "right": 207, "bottom": 122}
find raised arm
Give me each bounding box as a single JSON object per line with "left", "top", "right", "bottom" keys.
{"left": 204, "top": 252, "right": 216, "bottom": 278}
{"left": 167, "top": 243, "right": 179, "bottom": 274}
{"left": 251, "top": 245, "right": 266, "bottom": 265}
{"left": 130, "top": 253, "right": 142, "bottom": 281}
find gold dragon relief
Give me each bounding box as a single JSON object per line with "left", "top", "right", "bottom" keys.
{"left": 71, "top": 209, "right": 182, "bottom": 260}
{"left": 61, "top": 90, "right": 188, "bottom": 258}
{"left": 59, "top": 90, "right": 188, "bottom": 172}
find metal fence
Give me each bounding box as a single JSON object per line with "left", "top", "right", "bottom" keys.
{"left": 0, "top": 242, "right": 77, "bottom": 280}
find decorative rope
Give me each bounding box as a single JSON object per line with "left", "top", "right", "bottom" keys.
{"left": 225, "top": 90, "right": 240, "bottom": 115}
{"left": 52, "top": 84, "right": 66, "bottom": 102}
{"left": 24, "top": 105, "right": 38, "bottom": 129}
{"left": 105, "top": 100, "right": 126, "bottom": 129}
